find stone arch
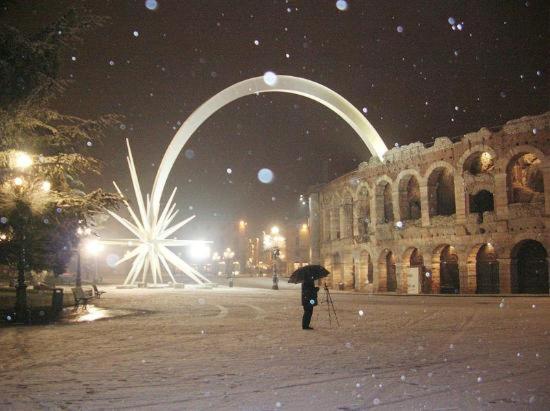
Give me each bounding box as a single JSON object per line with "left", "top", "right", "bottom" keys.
{"left": 340, "top": 190, "right": 354, "bottom": 239}
{"left": 396, "top": 171, "right": 422, "bottom": 221}
{"left": 510, "top": 239, "right": 549, "bottom": 294}
{"left": 467, "top": 243, "right": 499, "bottom": 293}
{"left": 426, "top": 162, "right": 456, "bottom": 217}
{"left": 331, "top": 252, "right": 344, "bottom": 286}
{"left": 358, "top": 250, "right": 373, "bottom": 289}
{"left": 375, "top": 176, "right": 394, "bottom": 223}
{"left": 329, "top": 194, "right": 341, "bottom": 240}
{"left": 504, "top": 148, "right": 545, "bottom": 205}
{"left": 496, "top": 145, "right": 547, "bottom": 172}
{"left": 354, "top": 184, "right": 372, "bottom": 240}
{"left": 457, "top": 145, "right": 497, "bottom": 174}
{"left": 402, "top": 247, "right": 427, "bottom": 293}
{"left": 432, "top": 244, "right": 459, "bottom": 293}
{"left": 377, "top": 248, "right": 397, "bottom": 292}
{"left": 151, "top": 75, "right": 388, "bottom": 212}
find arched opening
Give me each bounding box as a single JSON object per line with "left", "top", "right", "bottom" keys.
{"left": 398, "top": 175, "right": 421, "bottom": 221}
{"left": 376, "top": 181, "right": 393, "bottom": 223}
{"left": 386, "top": 251, "right": 397, "bottom": 292}
{"left": 428, "top": 167, "right": 456, "bottom": 217}
{"left": 332, "top": 252, "right": 343, "bottom": 286}
{"left": 507, "top": 153, "right": 544, "bottom": 204}
{"left": 469, "top": 190, "right": 494, "bottom": 223}
{"left": 356, "top": 187, "right": 371, "bottom": 240}
{"left": 475, "top": 244, "right": 499, "bottom": 293}
{"left": 322, "top": 209, "right": 331, "bottom": 241}
{"left": 463, "top": 151, "right": 494, "bottom": 175}
{"left": 512, "top": 240, "right": 548, "bottom": 293}
{"left": 440, "top": 245, "right": 459, "bottom": 293}
{"left": 358, "top": 250, "right": 373, "bottom": 288}
{"left": 340, "top": 193, "right": 353, "bottom": 239}
{"left": 409, "top": 248, "right": 429, "bottom": 294}
{"left": 330, "top": 207, "right": 340, "bottom": 240}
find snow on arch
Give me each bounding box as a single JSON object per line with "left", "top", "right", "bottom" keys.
{"left": 151, "top": 75, "right": 388, "bottom": 212}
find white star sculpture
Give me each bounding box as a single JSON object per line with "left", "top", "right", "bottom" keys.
{"left": 101, "top": 139, "right": 212, "bottom": 286}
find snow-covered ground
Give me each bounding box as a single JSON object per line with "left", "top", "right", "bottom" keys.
{"left": 0, "top": 284, "right": 549, "bottom": 410}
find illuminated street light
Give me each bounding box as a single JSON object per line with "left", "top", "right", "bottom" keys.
{"left": 85, "top": 239, "right": 104, "bottom": 255}
{"left": 13, "top": 177, "right": 24, "bottom": 186}
{"left": 223, "top": 247, "right": 235, "bottom": 287}
{"left": 41, "top": 181, "right": 51, "bottom": 192}
{"left": 75, "top": 226, "right": 95, "bottom": 287}
{"left": 189, "top": 243, "right": 211, "bottom": 260}
{"left": 84, "top": 239, "right": 104, "bottom": 283}
{"left": 14, "top": 152, "right": 33, "bottom": 169}
{"left": 264, "top": 226, "right": 285, "bottom": 290}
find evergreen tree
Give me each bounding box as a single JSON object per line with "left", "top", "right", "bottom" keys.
{"left": 0, "top": 3, "right": 121, "bottom": 276}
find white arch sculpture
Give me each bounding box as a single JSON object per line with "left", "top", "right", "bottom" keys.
{"left": 151, "top": 75, "right": 388, "bottom": 214}
{"left": 108, "top": 75, "right": 388, "bottom": 286}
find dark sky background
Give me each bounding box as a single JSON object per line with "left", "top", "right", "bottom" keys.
{"left": 3, "top": 0, "right": 548, "bottom": 250}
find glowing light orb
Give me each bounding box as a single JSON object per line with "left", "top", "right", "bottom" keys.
{"left": 133, "top": 31, "right": 139, "bottom": 37}
{"left": 336, "top": 0, "right": 348, "bottom": 11}
{"left": 226, "top": 168, "right": 232, "bottom": 174}
{"left": 106, "top": 254, "right": 120, "bottom": 268}
{"left": 263, "top": 71, "right": 278, "bottom": 86}
{"left": 448, "top": 17, "right": 456, "bottom": 25}
{"left": 15, "top": 152, "right": 33, "bottom": 169}
{"left": 257, "top": 168, "right": 274, "bottom": 184}
{"left": 188, "top": 244, "right": 211, "bottom": 260}
{"left": 145, "top": 0, "right": 158, "bottom": 10}
{"left": 396, "top": 25, "right": 404, "bottom": 33}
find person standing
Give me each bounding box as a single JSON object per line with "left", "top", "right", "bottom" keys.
{"left": 301, "top": 276, "right": 319, "bottom": 330}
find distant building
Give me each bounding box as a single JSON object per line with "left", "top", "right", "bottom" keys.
{"left": 309, "top": 112, "right": 550, "bottom": 294}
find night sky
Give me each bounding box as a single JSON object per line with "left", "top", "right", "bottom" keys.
{"left": 4, "top": 0, "right": 548, "bottom": 247}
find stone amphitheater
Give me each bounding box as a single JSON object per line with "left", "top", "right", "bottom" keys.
{"left": 308, "top": 112, "right": 550, "bottom": 294}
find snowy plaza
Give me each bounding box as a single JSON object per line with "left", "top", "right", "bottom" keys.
{"left": 1, "top": 282, "right": 549, "bottom": 410}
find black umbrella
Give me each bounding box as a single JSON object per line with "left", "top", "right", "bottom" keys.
{"left": 288, "top": 265, "right": 330, "bottom": 284}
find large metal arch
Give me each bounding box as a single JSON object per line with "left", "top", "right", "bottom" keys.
{"left": 151, "top": 75, "right": 388, "bottom": 212}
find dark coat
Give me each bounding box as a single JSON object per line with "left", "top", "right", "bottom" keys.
{"left": 302, "top": 280, "right": 319, "bottom": 307}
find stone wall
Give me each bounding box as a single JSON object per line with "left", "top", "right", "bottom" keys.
{"left": 310, "top": 112, "right": 550, "bottom": 294}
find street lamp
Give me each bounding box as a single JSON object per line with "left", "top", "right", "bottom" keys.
{"left": 84, "top": 239, "right": 104, "bottom": 283}
{"left": 10, "top": 151, "right": 33, "bottom": 323}
{"left": 212, "top": 252, "right": 221, "bottom": 275}
{"left": 263, "top": 226, "right": 285, "bottom": 290}
{"left": 223, "top": 247, "right": 235, "bottom": 287}
{"left": 76, "top": 226, "right": 92, "bottom": 287}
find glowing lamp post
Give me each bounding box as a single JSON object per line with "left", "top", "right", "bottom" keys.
{"left": 76, "top": 226, "right": 92, "bottom": 287}
{"left": 84, "top": 239, "right": 104, "bottom": 283}
{"left": 264, "top": 226, "right": 285, "bottom": 290}
{"left": 11, "top": 152, "right": 33, "bottom": 322}
{"left": 223, "top": 247, "right": 235, "bottom": 287}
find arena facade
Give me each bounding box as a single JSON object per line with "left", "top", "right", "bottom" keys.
{"left": 308, "top": 112, "right": 550, "bottom": 294}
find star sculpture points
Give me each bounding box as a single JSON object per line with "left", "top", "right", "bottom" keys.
{"left": 102, "top": 139, "right": 212, "bottom": 286}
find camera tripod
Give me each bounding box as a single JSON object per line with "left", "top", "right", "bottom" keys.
{"left": 321, "top": 283, "right": 340, "bottom": 327}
